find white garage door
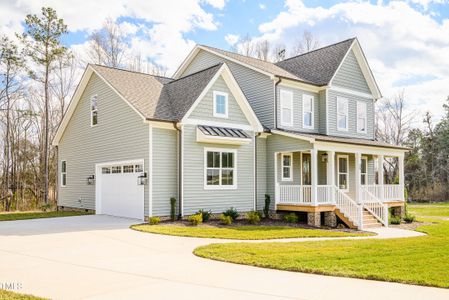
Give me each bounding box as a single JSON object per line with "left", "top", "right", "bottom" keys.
{"left": 97, "top": 162, "right": 144, "bottom": 220}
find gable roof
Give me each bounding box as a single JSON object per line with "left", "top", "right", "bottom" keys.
{"left": 274, "top": 38, "right": 355, "bottom": 86}
{"left": 174, "top": 38, "right": 381, "bottom": 98}
{"left": 53, "top": 62, "right": 263, "bottom": 145}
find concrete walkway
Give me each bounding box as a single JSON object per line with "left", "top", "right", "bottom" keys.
{"left": 0, "top": 215, "right": 446, "bottom": 300}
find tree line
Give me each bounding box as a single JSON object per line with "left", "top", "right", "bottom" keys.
{"left": 0, "top": 7, "right": 447, "bottom": 212}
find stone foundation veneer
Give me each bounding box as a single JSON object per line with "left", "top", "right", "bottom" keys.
{"left": 307, "top": 212, "right": 321, "bottom": 227}
{"left": 324, "top": 211, "right": 337, "bottom": 227}
{"left": 392, "top": 206, "right": 405, "bottom": 217}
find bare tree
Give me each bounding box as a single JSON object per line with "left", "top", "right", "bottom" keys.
{"left": 87, "top": 18, "right": 127, "bottom": 67}
{"left": 271, "top": 43, "right": 286, "bottom": 62}
{"left": 255, "top": 40, "right": 270, "bottom": 61}
{"left": 291, "top": 30, "right": 320, "bottom": 56}
{"left": 231, "top": 34, "right": 256, "bottom": 57}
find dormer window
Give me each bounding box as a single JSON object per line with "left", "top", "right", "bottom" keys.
{"left": 280, "top": 89, "right": 293, "bottom": 127}
{"left": 337, "top": 97, "right": 348, "bottom": 131}
{"left": 91, "top": 95, "right": 98, "bottom": 126}
{"left": 213, "top": 91, "right": 228, "bottom": 118}
{"left": 303, "top": 94, "right": 314, "bottom": 129}
{"left": 357, "top": 101, "right": 367, "bottom": 133}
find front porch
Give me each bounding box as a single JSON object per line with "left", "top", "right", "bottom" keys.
{"left": 274, "top": 148, "right": 405, "bottom": 229}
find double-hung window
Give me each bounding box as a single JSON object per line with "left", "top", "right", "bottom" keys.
{"left": 280, "top": 89, "right": 293, "bottom": 127}
{"left": 357, "top": 101, "right": 367, "bottom": 133}
{"left": 302, "top": 94, "right": 314, "bottom": 129}
{"left": 91, "top": 95, "right": 98, "bottom": 126}
{"left": 205, "top": 149, "right": 236, "bottom": 189}
{"left": 361, "top": 157, "right": 368, "bottom": 185}
{"left": 213, "top": 91, "right": 228, "bottom": 118}
{"left": 281, "top": 153, "right": 293, "bottom": 181}
{"left": 337, "top": 155, "right": 349, "bottom": 191}
{"left": 337, "top": 97, "right": 348, "bottom": 131}
{"left": 61, "top": 160, "right": 67, "bottom": 187}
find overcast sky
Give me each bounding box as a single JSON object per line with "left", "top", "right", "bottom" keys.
{"left": 1, "top": 0, "right": 448, "bottom": 123}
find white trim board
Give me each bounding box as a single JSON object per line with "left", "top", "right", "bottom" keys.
{"left": 329, "top": 86, "right": 374, "bottom": 99}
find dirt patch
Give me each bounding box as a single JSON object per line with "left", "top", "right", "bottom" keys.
{"left": 390, "top": 221, "right": 434, "bottom": 231}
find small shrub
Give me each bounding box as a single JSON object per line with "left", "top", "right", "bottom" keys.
{"left": 149, "top": 217, "right": 160, "bottom": 225}
{"left": 284, "top": 212, "right": 298, "bottom": 223}
{"left": 197, "top": 209, "right": 212, "bottom": 222}
{"left": 41, "top": 203, "right": 51, "bottom": 212}
{"left": 403, "top": 213, "right": 416, "bottom": 223}
{"left": 187, "top": 213, "right": 203, "bottom": 226}
{"left": 337, "top": 223, "right": 346, "bottom": 229}
{"left": 170, "top": 197, "right": 176, "bottom": 221}
{"left": 223, "top": 207, "right": 239, "bottom": 221}
{"left": 263, "top": 194, "right": 271, "bottom": 219}
{"left": 220, "top": 214, "right": 232, "bottom": 225}
{"left": 390, "top": 215, "right": 401, "bottom": 225}
{"left": 247, "top": 211, "right": 261, "bottom": 224}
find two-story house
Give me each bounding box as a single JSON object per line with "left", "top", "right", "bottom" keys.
{"left": 53, "top": 38, "right": 408, "bottom": 229}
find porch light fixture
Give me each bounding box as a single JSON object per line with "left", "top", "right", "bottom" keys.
{"left": 137, "top": 172, "right": 148, "bottom": 185}
{"left": 86, "top": 175, "right": 95, "bottom": 185}
{"left": 321, "top": 153, "right": 328, "bottom": 163}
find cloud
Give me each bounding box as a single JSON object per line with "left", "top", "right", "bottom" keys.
{"left": 224, "top": 34, "right": 240, "bottom": 46}
{"left": 259, "top": 3, "right": 266, "bottom": 10}
{"left": 257, "top": 0, "right": 449, "bottom": 121}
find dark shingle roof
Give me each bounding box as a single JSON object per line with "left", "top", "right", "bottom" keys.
{"left": 198, "top": 125, "right": 250, "bottom": 139}
{"left": 274, "top": 38, "right": 355, "bottom": 86}
{"left": 91, "top": 63, "right": 222, "bottom": 122}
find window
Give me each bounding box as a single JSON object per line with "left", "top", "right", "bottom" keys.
{"left": 302, "top": 153, "right": 311, "bottom": 185}
{"left": 102, "top": 167, "right": 111, "bottom": 174}
{"left": 280, "top": 89, "right": 293, "bottom": 127}
{"left": 91, "top": 95, "right": 98, "bottom": 126}
{"left": 337, "top": 97, "right": 348, "bottom": 131}
{"left": 135, "top": 164, "right": 143, "bottom": 172}
{"left": 337, "top": 155, "right": 349, "bottom": 191}
{"left": 361, "top": 157, "right": 368, "bottom": 185}
{"left": 205, "top": 149, "right": 236, "bottom": 188}
{"left": 281, "top": 153, "right": 293, "bottom": 181}
{"left": 123, "top": 165, "right": 134, "bottom": 173}
{"left": 303, "top": 94, "right": 314, "bottom": 128}
{"left": 213, "top": 91, "right": 228, "bottom": 118}
{"left": 111, "top": 166, "right": 122, "bottom": 174}
{"left": 61, "top": 160, "right": 67, "bottom": 186}
{"left": 357, "top": 101, "right": 367, "bottom": 133}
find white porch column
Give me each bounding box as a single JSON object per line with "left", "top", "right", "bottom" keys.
{"left": 378, "top": 155, "right": 385, "bottom": 201}
{"left": 311, "top": 148, "right": 318, "bottom": 205}
{"left": 327, "top": 151, "right": 335, "bottom": 203}
{"left": 274, "top": 152, "right": 279, "bottom": 204}
{"left": 398, "top": 154, "right": 405, "bottom": 201}
{"left": 355, "top": 152, "right": 362, "bottom": 204}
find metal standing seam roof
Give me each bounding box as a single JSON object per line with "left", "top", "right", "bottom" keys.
{"left": 198, "top": 125, "right": 250, "bottom": 139}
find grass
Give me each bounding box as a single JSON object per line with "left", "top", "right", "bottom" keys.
{"left": 194, "top": 203, "right": 449, "bottom": 288}
{"left": 131, "top": 224, "right": 371, "bottom": 240}
{"left": 406, "top": 203, "right": 449, "bottom": 218}
{"left": 0, "top": 210, "right": 92, "bottom": 222}
{"left": 0, "top": 290, "right": 46, "bottom": 300}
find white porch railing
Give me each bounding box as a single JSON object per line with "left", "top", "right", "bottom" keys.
{"left": 364, "top": 184, "right": 404, "bottom": 201}
{"left": 360, "top": 186, "right": 389, "bottom": 226}
{"left": 333, "top": 186, "right": 362, "bottom": 228}
{"left": 278, "top": 185, "right": 334, "bottom": 205}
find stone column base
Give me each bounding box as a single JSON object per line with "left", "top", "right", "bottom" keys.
{"left": 307, "top": 212, "right": 321, "bottom": 227}
{"left": 392, "top": 206, "right": 405, "bottom": 217}
{"left": 324, "top": 211, "right": 337, "bottom": 227}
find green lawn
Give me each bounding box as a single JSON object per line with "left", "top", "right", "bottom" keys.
{"left": 0, "top": 290, "right": 46, "bottom": 300}
{"left": 407, "top": 203, "right": 449, "bottom": 218}
{"left": 131, "top": 224, "right": 371, "bottom": 240}
{"left": 194, "top": 203, "right": 449, "bottom": 288}
{"left": 0, "top": 210, "right": 92, "bottom": 221}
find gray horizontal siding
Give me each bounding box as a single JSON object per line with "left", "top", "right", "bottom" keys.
{"left": 319, "top": 90, "right": 327, "bottom": 134}
{"left": 182, "top": 124, "right": 255, "bottom": 215}
{"left": 332, "top": 50, "right": 371, "bottom": 94}
{"left": 327, "top": 89, "right": 375, "bottom": 139}
{"left": 58, "top": 73, "right": 149, "bottom": 214}
{"left": 190, "top": 75, "right": 249, "bottom": 125}
{"left": 152, "top": 127, "right": 178, "bottom": 216}
{"left": 266, "top": 133, "right": 312, "bottom": 209}
{"left": 256, "top": 137, "right": 267, "bottom": 211}
{"left": 276, "top": 85, "right": 320, "bottom": 134}
{"left": 181, "top": 50, "right": 274, "bottom": 129}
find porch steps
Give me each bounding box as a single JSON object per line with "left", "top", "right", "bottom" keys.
{"left": 362, "top": 209, "right": 382, "bottom": 228}
{"left": 334, "top": 209, "right": 357, "bottom": 229}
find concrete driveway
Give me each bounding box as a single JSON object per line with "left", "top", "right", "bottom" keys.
{"left": 0, "top": 215, "right": 447, "bottom": 300}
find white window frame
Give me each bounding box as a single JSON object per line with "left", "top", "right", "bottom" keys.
{"left": 357, "top": 101, "right": 367, "bottom": 134}
{"left": 213, "top": 91, "right": 228, "bottom": 118}
{"left": 302, "top": 94, "right": 314, "bottom": 129}
{"left": 204, "top": 148, "right": 237, "bottom": 190}
{"left": 337, "top": 154, "right": 349, "bottom": 192}
{"left": 280, "top": 89, "right": 293, "bottom": 127}
{"left": 90, "top": 94, "right": 98, "bottom": 127}
{"left": 61, "top": 160, "right": 67, "bottom": 187}
{"left": 337, "top": 97, "right": 348, "bottom": 131}
{"left": 281, "top": 153, "right": 293, "bottom": 181}
{"left": 361, "top": 156, "right": 368, "bottom": 185}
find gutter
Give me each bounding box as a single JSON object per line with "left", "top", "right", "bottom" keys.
{"left": 174, "top": 122, "right": 183, "bottom": 219}
{"left": 254, "top": 132, "right": 261, "bottom": 211}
